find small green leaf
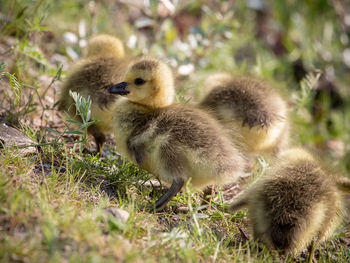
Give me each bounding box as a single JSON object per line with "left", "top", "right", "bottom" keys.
{"left": 55, "top": 65, "right": 63, "bottom": 80}
{"left": 19, "top": 40, "right": 29, "bottom": 51}
{"left": 64, "top": 130, "right": 84, "bottom": 135}
{"left": 15, "top": 6, "right": 27, "bottom": 19}
{"left": 0, "top": 61, "right": 6, "bottom": 71}
{"left": 1, "top": 72, "right": 22, "bottom": 104}
{"left": 80, "top": 121, "right": 96, "bottom": 128}
{"left": 45, "top": 127, "right": 60, "bottom": 135}
{"left": 66, "top": 119, "right": 82, "bottom": 125}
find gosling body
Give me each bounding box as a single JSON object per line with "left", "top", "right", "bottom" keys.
{"left": 230, "top": 148, "right": 348, "bottom": 257}
{"left": 58, "top": 34, "right": 127, "bottom": 152}
{"left": 109, "top": 59, "right": 246, "bottom": 210}
{"left": 199, "top": 74, "right": 289, "bottom": 155}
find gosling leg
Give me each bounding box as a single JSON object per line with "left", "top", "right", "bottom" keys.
{"left": 201, "top": 185, "right": 215, "bottom": 209}
{"left": 151, "top": 178, "right": 185, "bottom": 211}
{"left": 88, "top": 125, "right": 105, "bottom": 154}
{"left": 94, "top": 134, "right": 106, "bottom": 154}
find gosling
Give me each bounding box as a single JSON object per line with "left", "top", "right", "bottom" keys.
{"left": 58, "top": 34, "right": 127, "bottom": 152}
{"left": 108, "top": 58, "right": 246, "bottom": 211}
{"left": 229, "top": 147, "right": 349, "bottom": 261}
{"left": 199, "top": 74, "right": 289, "bottom": 156}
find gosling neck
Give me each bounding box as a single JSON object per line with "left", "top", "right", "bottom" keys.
{"left": 130, "top": 84, "right": 175, "bottom": 109}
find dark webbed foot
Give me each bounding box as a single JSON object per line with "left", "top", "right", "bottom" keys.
{"left": 145, "top": 178, "right": 185, "bottom": 212}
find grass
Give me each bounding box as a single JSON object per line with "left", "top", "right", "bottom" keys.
{"left": 1, "top": 0, "right": 350, "bottom": 262}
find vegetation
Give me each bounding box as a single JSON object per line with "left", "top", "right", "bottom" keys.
{"left": 0, "top": 0, "right": 349, "bottom": 262}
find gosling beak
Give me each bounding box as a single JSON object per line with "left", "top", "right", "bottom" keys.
{"left": 108, "top": 82, "right": 130, "bottom": 95}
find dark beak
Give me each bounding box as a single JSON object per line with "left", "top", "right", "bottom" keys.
{"left": 108, "top": 82, "right": 130, "bottom": 95}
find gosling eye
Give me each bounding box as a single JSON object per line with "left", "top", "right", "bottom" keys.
{"left": 134, "top": 78, "right": 146, "bottom": 85}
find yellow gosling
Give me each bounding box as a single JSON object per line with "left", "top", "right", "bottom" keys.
{"left": 229, "top": 147, "right": 349, "bottom": 261}
{"left": 199, "top": 74, "right": 289, "bottom": 156}
{"left": 108, "top": 58, "right": 247, "bottom": 211}
{"left": 58, "top": 34, "right": 128, "bottom": 152}
{"left": 86, "top": 34, "right": 125, "bottom": 58}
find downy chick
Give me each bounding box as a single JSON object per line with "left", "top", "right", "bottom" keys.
{"left": 58, "top": 34, "right": 127, "bottom": 152}
{"left": 199, "top": 74, "right": 289, "bottom": 156}
{"left": 108, "top": 58, "right": 246, "bottom": 211}
{"left": 229, "top": 147, "right": 350, "bottom": 260}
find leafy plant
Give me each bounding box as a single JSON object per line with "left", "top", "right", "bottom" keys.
{"left": 66, "top": 90, "right": 96, "bottom": 151}
{"left": 43, "top": 91, "right": 96, "bottom": 152}
{"left": 0, "top": 61, "right": 22, "bottom": 105}
{"left": 295, "top": 71, "right": 322, "bottom": 112}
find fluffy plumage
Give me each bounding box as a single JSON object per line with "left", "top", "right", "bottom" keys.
{"left": 58, "top": 34, "right": 127, "bottom": 152}
{"left": 229, "top": 148, "right": 349, "bottom": 259}
{"left": 109, "top": 58, "right": 247, "bottom": 211}
{"left": 199, "top": 74, "right": 289, "bottom": 155}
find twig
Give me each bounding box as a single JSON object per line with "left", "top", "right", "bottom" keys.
{"left": 40, "top": 64, "right": 63, "bottom": 98}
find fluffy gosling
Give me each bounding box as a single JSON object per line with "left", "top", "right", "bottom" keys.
{"left": 229, "top": 147, "right": 349, "bottom": 261}
{"left": 108, "top": 58, "right": 246, "bottom": 211}
{"left": 199, "top": 74, "right": 289, "bottom": 156}
{"left": 58, "top": 34, "right": 127, "bottom": 152}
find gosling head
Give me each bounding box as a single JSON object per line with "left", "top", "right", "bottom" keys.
{"left": 87, "top": 34, "right": 125, "bottom": 58}
{"left": 108, "top": 58, "right": 175, "bottom": 108}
